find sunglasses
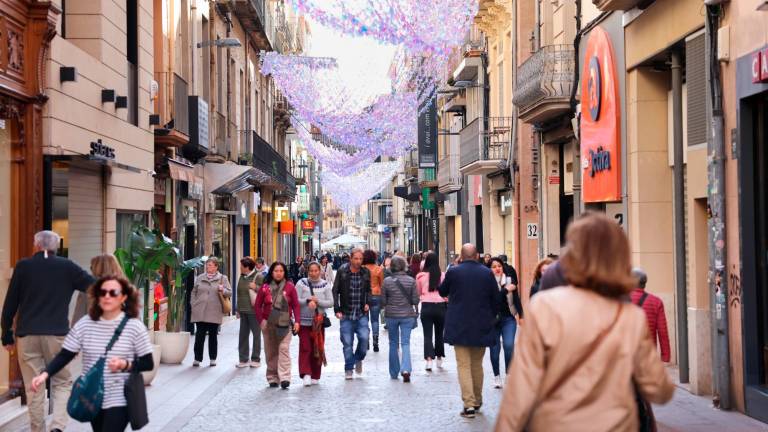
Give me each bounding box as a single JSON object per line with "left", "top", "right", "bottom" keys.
{"left": 98, "top": 288, "right": 122, "bottom": 298}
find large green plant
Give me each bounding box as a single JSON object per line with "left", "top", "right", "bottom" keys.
{"left": 114, "top": 223, "right": 204, "bottom": 329}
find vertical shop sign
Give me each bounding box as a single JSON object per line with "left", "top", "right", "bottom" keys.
{"left": 581, "top": 27, "right": 622, "bottom": 202}
{"left": 418, "top": 96, "right": 438, "bottom": 168}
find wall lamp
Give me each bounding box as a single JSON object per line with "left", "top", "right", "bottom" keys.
{"left": 197, "top": 38, "right": 242, "bottom": 48}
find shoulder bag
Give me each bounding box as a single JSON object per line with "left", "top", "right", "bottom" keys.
{"left": 392, "top": 277, "right": 419, "bottom": 329}
{"left": 124, "top": 355, "right": 149, "bottom": 429}
{"left": 67, "top": 315, "right": 130, "bottom": 422}
{"left": 218, "top": 276, "right": 232, "bottom": 315}
{"left": 306, "top": 278, "right": 332, "bottom": 328}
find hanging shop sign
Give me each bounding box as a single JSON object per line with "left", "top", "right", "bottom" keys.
{"left": 418, "top": 96, "right": 438, "bottom": 168}
{"left": 581, "top": 26, "right": 622, "bottom": 203}
{"left": 301, "top": 219, "right": 316, "bottom": 232}
{"left": 499, "top": 190, "right": 513, "bottom": 216}
{"left": 279, "top": 220, "right": 294, "bottom": 234}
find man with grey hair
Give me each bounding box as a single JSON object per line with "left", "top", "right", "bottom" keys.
{"left": 2, "top": 230, "right": 94, "bottom": 432}
{"left": 332, "top": 247, "right": 372, "bottom": 379}
{"left": 438, "top": 243, "right": 499, "bottom": 419}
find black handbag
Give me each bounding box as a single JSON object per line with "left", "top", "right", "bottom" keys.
{"left": 124, "top": 356, "right": 149, "bottom": 430}
{"left": 306, "top": 278, "right": 332, "bottom": 328}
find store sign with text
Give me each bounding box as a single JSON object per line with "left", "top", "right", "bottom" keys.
{"left": 751, "top": 47, "right": 768, "bottom": 83}
{"left": 301, "top": 219, "right": 316, "bottom": 232}
{"left": 581, "top": 27, "right": 622, "bottom": 203}
{"left": 418, "top": 97, "right": 438, "bottom": 168}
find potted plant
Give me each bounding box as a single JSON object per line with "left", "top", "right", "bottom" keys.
{"left": 155, "top": 255, "right": 205, "bottom": 364}
{"left": 115, "top": 223, "right": 205, "bottom": 366}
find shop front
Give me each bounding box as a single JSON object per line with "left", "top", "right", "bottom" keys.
{"left": 736, "top": 45, "right": 768, "bottom": 423}
{"left": 0, "top": 0, "right": 61, "bottom": 400}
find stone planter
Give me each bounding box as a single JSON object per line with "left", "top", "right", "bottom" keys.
{"left": 155, "top": 331, "right": 190, "bottom": 364}
{"left": 141, "top": 344, "right": 162, "bottom": 385}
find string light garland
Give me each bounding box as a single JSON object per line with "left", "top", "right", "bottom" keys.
{"left": 321, "top": 161, "right": 401, "bottom": 210}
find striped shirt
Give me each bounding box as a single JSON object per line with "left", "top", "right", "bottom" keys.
{"left": 63, "top": 313, "right": 153, "bottom": 408}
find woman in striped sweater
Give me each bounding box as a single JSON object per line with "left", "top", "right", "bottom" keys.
{"left": 30, "top": 276, "right": 154, "bottom": 431}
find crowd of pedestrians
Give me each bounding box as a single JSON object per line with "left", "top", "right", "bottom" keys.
{"left": 0, "top": 211, "right": 678, "bottom": 431}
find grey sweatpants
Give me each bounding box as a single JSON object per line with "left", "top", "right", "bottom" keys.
{"left": 238, "top": 312, "right": 262, "bottom": 362}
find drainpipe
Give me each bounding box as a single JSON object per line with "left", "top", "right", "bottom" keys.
{"left": 535, "top": 0, "right": 544, "bottom": 260}
{"left": 705, "top": 4, "right": 730, "bottom": 410}
{"left": 509, "top": 0, "right": 518, "bottom": 265}
{"left": 671, "top": 50, "right": 690, "bottom": 384}
{"left": 570, "top": 1, "right": 583, "bottom": 218}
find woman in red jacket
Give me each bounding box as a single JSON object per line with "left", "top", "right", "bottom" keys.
{"left": 254, "top": 262, "right": 300, "bottom": 389}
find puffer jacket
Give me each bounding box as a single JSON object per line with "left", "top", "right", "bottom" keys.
{"left": 191, "top": 272, "right": 232, "bottom": 324}
{"left": 381, "top": 272, "right": 419, "bottom": 318}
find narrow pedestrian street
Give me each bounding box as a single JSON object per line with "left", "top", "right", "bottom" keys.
{"left": 9, "top": 319, "right": 758, "bottom": 432}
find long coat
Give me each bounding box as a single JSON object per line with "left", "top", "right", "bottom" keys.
{"left": 191, "top": 272, "right": 232, "bottom": 324}
{"left": 438, "top": 260, "right": 498, "bottom": 347}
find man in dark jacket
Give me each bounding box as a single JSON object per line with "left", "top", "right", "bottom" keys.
{"left": 2, "top": 231, "right": 94, "bottom": 432}
{"left": 332, "top": 248, "right": 372, "bottom": 379}
{"left": 438, "top": 243, "right": 498, "bottom": 419}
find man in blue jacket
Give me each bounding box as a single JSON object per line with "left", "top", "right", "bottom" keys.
{"left": 439, "top": 243, "right": 498, "bottom": 419}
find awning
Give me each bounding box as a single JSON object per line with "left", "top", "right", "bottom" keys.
{"left": 204, "top": 162, "right": 271, "bottom": 195}
{"left": 321, "top": 234, "right": 367, "bottom": 249}
{"left": 167, "top": 158, "right": 195, "bottom": 182}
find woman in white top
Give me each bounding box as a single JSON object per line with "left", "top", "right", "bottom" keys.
{"left": 31, "top": 276, "right": 154, "bottom": 431}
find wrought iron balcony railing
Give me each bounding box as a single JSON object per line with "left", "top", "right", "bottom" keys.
{"left": 513, "top": 45, "right": 575, "bottom": 124}
{"left": 459, "top": 117, "right": 513, "bottom": 175}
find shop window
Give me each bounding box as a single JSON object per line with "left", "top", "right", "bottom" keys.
{"left": 116, "top": 213, "right": 148, "bottom": 250}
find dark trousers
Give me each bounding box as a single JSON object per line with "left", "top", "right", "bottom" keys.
{"left": 420, "top": 302, "right": 447, "bottom": 359}
{"left": 238, "top": 313, "right": 262, "bottom": 362}
{"left": 194, "top": 322, "right": 219, "bottom": 361}
{"left": 90, "top": 406, "right": 128, "bottom": 432}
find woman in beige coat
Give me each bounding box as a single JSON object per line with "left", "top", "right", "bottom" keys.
{"left": 191, "top": 257, "right": 231, "bottom": 367}
{"left": 495, "top": 213, "right": 675, "bottom": 432}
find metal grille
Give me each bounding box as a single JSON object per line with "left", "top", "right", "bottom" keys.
{"left": 686, "top": 34, "right": 707, "bottom": 146}
{"left": 512, "top": 45, "right": 575, "bottom": 113}
{"left": 173, "top": 73, "right": 189, "bottom": 135}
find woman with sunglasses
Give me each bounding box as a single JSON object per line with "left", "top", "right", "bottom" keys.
{"left": 29, "top": 276, "right": 153, "bottom": 431}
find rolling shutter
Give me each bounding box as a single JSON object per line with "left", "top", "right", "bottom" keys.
{"left": 686, "top": 33, "right": 706, "bottom": 147}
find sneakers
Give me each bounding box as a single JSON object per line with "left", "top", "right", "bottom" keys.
{"left": 402, "top": 372, "right": 411, "bottom": 383}
{"left": 355, "top": 361, "right": 363, "bottom": 375}
{"left": 425, "top": 359, "right": 433, "bottom": 372}
{"left": 303, "top": 376, "right": 312, "bottom": 387}
{"left": 311, "top": 379, "right": 319, "bottom": 385}
{"left": 345, "top": 370, "right": 354, "bottom": 380}
{"left": 192, "top": 360, "right": 201, "bottom": 367}
{"left": 209, "top": 360, "right": 217, "bottom": 367}
{"left": 280, "top": 381, "right": 290, "bottom": 389}
{"left": 436, "top": 357, "right": 443, "bottom": 369}
{"left": 236, "top": 362, "right": 248, "bottom": 368}
{"left": 460, "top": 408, "right": 476, "bottom": 419}
{"left": 493, "top": 375, "right": 502, "bottom": 388}
{"left": 250, "top": 360, "right": 261, "bottom": 368}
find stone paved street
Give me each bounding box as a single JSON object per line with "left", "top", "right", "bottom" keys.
{"left": 180, "top": 318, "right": 503, "bottom": 432}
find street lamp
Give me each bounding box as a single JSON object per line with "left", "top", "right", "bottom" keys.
{"left": 197, "top": 38, "right": 242, "bottom": 49}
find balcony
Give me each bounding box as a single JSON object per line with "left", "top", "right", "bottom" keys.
{"left": 459, "top": 117, "right": 512, "bottom": 176}
{"left": 252, "top": 131, "right": 288, "bottom": 188}
{"left": 419, "top": 168, "right": 437, "bottom": 188}
{"left": 438, "top": 153, "right": 462, "bottom": 194}
{"left": 153, "top": 72, "right": 190, "bottom": 148}
{"left": 513, "top": 45, "right": 575, "bottom": 124}
{"left": 593, "top": 0, "right": 653, "bottom": 11}
{"left": 227, "top": 0, "right": 272, "bottom": 51}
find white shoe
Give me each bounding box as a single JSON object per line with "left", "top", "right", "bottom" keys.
{"left": 494, "top": 375, "right": 502, "bottom": 389}
{"left": 209, "top": 360, "right": 217, "bottom": 367}
{"left": 436, "top": 357, "right": 443, "bottom": 369}
{"left": 345, "top": 370, "right": 354, "bottom": 380}
{"left": 303, "top": 376, "right": 311, "bottom": 387}
{"left": 425, "top": 359, "right": 433, "bottom": 371}
{"left": 236, "top": 362, "right": 248, "bottom": 368}
{"left": 311, "top": 379, "right": 319, "bottom": 385}
{"left": 192, "top": 360, "right": 201, "bottom": 367}
{"left": 250, "top": 361, "right": 261, "bottom": 368}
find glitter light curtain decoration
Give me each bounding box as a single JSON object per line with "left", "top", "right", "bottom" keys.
{"left": 321, "top": 161, "right": 401, "bottom": 210}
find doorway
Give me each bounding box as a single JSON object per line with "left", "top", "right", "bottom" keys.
{"left": 475, "top": 205, "right": 484, "bottom": 254}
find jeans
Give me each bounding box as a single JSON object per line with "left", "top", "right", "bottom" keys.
{"left": 194, "top": 322, "right": 219, "bottom": 361}
{"left": 386, "top": 317, "right": 416, "bottom": 378}
{"left": 490, "top": 316, "right": 518, "bottom": 376}
{"left": 370, "top": 296, "right": 382, "bottom": 338}
{"left": 340, "top": 315, "right": 370, "bottom": 371}
{"left": 420, "top": 302, "right": 447, "bottom": 359}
